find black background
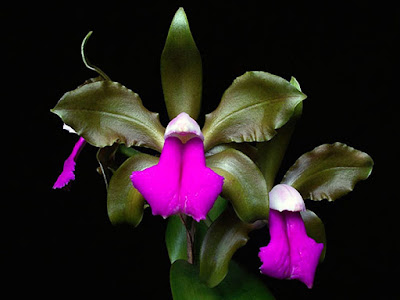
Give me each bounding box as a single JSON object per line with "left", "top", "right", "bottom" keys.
{"left": 3, "top": 1, "right": 398, "bottom": 299}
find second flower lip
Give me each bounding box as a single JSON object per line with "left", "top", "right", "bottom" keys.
{"left": 259, "top": 209, "right": 323, "bottom": 289}
{"left": 164, "top": 112, "right": 204, "bottom": 144}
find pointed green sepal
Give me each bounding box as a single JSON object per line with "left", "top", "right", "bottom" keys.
{"left": 161, "top": 7, "right": 202, "bottom": 120}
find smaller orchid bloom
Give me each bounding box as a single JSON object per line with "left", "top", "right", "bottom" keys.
{"left": 259, "top": 184, "right": 323, "bottom": 288}
{"left": 131, "top": 112, "right": 224, "bottom": 222}
{"left": 53, "top": 125, "right": 86, "bottom": 189}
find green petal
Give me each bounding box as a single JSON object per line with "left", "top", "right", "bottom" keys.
{"left": 202, "top": 71, "right": 306, "bottom": 150}
{"left": 51, "top": 80, "right": 165, "bottom": 152}
{"left": 161, "top": 7, "right": 202, "bottom": 120}
{"left": 207, "top": 148, "right": 269, "bottom": 223}
{"left": 282, "top": 143, "right": 374, "bottom": 201}
{"left": 107, "top": 153, "right": 158, "bottom": 227}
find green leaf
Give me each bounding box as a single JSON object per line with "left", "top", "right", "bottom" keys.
{"left": 217, "top": 261, "right": 276, "bottom": 300}
{"left": 202, "top": 71, "right": 306, "bottom": 150}
{"left": 282, "top": 143, "right": 374, "bottom": 201}
{"left": 166, "top": 215, "right": 188, "bottom": 263}
{"left": 301, "top": 210, "right": 327, "bottom": 263}
{"left": 207, "top": 149, "right": 269, "bottom": 223}
{"left": 199, "top": 208, "right": 261, "bottom": 288}
{"left": 161, "top": 7, "right": 202, "bottom": 120}
{"left": 51, "top": 80, "right": 165, "bottom": 152}
{"left": 107, "top": 153, "right": 158, "bottom": 226}
{"left": 171, "top": 260, "right": 275, "bottom": 300}
{"left": 171, "top": 260, "right": 220, "bottom": 300}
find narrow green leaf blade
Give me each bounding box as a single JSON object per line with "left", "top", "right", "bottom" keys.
{"left": 161, "top": 7, "right": 202, "bottom": 120}
{"left": 199, "top": 208, "right": 255, "bottom": 287}
{"left": 202, "top": 71, "right": 306, "bottom": 150}
{"left": 207, "top": 149, "right": 269, "bottom": 223}
{"left": 107, "top": 153, "right": 158, "bottom": 226}
{"left": 282, "top": 143, "right": 374, "bottom": 201}
{"left": 51, "top": 80, "right": 165, "bottom": 152}
{"left": 166, "top": 215, "right": 188, "bottom": 263}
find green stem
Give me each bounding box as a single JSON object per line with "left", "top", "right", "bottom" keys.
{"left": 179, "top": 214, "right": 195, "bottom": 264}
{"left": 118, "top": 144, "right": 140, "bottom": 157}
{"left": 81, "top": 31, "right": 112, "bottom": 81}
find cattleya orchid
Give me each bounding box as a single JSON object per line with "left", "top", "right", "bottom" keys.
{"left": 51, "top": 7, "right": 373, "bottom": 300}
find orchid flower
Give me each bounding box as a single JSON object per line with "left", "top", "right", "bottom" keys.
{"left": 52, "top": 9, "right": 305, "bottom": 224}
{"left": 131, "top": 112, "right": 224, "bottom": 221}
{"left": 258, "top": 184, "right": 323, "bottom": 288}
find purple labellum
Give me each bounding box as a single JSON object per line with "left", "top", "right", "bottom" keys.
{"left": 259, "top": 184, "right": 323, "bottom": 288}
{"left": 131, "top": 112, "right": 224, "bottom": 221}
{"left": 131, "top": 136, "right": 223, "bottom": 221}
{"left": 259, "top": 209, "right": 323, "bottom": 288}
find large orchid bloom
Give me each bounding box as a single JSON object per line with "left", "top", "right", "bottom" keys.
{"left": 259, "top": 184, "right": 323, "bottom": 288}
{"left": 131, "top": 112, "right": 224, "bottom": 222}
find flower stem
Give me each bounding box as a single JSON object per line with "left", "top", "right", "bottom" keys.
{"left": 179, "top": 214, "right": 196, "bottom": 264}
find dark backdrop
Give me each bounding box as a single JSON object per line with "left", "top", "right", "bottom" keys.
{"left": 3, "top": 1, "right": 397, "bottom": 299}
